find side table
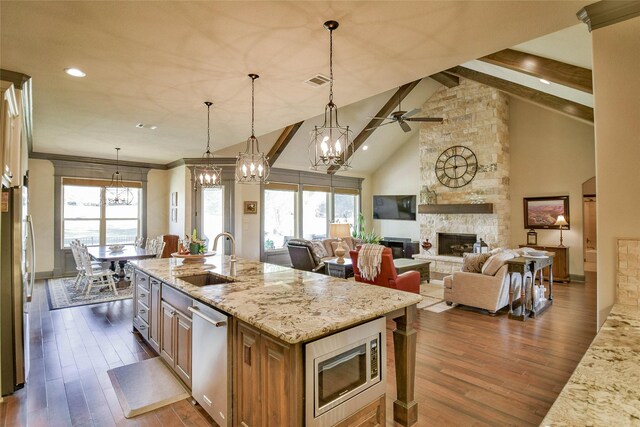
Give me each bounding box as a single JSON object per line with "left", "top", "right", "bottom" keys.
{"left": 325, "top": 258, "right": 354, "bottom": 279}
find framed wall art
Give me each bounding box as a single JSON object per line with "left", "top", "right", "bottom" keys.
{"left": 523, "top": 196, "right": 570, "bottom": 229}
{"left": 244, "top": 201, "right": 258, "bottom": 214}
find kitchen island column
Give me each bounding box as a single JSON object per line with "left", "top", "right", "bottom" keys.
{"left": 390, "top": 304, "right": 418, "bottom": 426}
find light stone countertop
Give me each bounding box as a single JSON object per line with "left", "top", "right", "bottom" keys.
{"left": 541, "top": 304, "right": 640, "bottom": 426}
{"left": 132, "top": 256, "right": 422, "bottom": 344}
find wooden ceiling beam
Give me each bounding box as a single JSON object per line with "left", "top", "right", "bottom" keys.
{"left": 266, "top": 121, "right": 304, "bottom": 165}
{"left": 327, "top": 78, "right": 422, "bottom": 174}
{"left": 429, "top": 72, "right": 459, "bottom": 88}
{"left": 444, "top": 66, "right": 593, "bottom": 123}
{"left": 478, "top": 48, "right": 592, "bottom": 93}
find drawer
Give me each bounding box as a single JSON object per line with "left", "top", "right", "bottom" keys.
{"left": 133, "top": 316, "right": 149, "bottom": 340}
{"left": 136, "top": 271, "right": 150, "bottom": 290}
{"left": 162, "top": 283, "right": 193, "bottom": 318}
{"left": 137, "top": 285, "right": 150, "bottom": 307}
{"left": 137, "top": 301, "right": 149, "bottom": 324}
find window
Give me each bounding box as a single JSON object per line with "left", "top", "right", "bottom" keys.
{"left": 303, "top": 186, "right": 330, "bottom": 240}
{"left": 334, "top": 189, "right": 359, "bottom": 232}
{"left": 62, "top": 178, "right": 141, "bottom": 247}
{"left": 201, "top": 187, "right": 224, "bottom": 252}
{"left": 264, "top": 183, "right": 297, "bottom": 250}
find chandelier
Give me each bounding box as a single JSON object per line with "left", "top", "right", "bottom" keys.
{"left": 309, "top": 20, "right": 354, "bottom": 171}
{"left": 236, "top": 74, "right": 270, "bottom": 184}
{"left": 105, "top": 148, "right": 134, "bottom": 206}
{"left": 193, "top": 101, "right": 222, "bottom": 189}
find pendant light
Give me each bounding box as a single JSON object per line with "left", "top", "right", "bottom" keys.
{"left": 193, "top": 101, "right": 222, "bottom": 189}
{"left": 236, "top": 74, "right": 270, "bottom": 184}
{"left": 309, "top": 20, "right": 354, "bottom": 171}
{"left": 105, "top": 148, "right": 134, "bottom": 206}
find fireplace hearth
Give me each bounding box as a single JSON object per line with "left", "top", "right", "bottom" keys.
{"left": 438, "top": 233, "right": 477, "bottom": 257}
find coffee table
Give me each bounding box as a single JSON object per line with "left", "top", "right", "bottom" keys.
{"left": 325, "top": 258, "right": 354, "bottom": 279}
{"left": 393, "top": 259, "right": 431, "bottom": 282}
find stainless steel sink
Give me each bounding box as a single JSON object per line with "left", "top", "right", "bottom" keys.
{"left": 179, "top": 273, "right": 235, "bottom": 286}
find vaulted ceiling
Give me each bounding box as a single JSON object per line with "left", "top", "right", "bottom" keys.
{"left": 1, "top": 1, "right": 592, "bottom": 169}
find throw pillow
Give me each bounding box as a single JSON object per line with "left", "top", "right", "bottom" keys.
{"left": 310, "top": 240, "right": 329, "bottom": 259}
{"left": 323, "top": 238, "right": 338, "bottom": 256}
{"left": 481, "top": 250, "right": 517, "bottom": 276}
{"left": 462, "top": 253, "right": 492, "bottom": 273}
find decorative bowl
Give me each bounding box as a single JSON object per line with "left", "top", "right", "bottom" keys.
{"left": 109, "top": 245, "right": 125, "bottom": 252}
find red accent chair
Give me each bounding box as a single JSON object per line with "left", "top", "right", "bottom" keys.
{"left": 349, "top": 247, "right": 421, "bottom": 294}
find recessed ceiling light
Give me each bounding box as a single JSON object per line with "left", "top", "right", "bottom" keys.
{"left": 362, "top": 145, "right": 369, "bottom": 151}
{"left": 136, "top": 123, "right": 144, "bottom": 128}
{"left": 149, "top": 126, "right": 158, "bottom": 130}
{"left": 64, "top": 68, "right": 86, "bottom": 77}
{"left": 539, "top": 79, "right": 550, "bottom": 85}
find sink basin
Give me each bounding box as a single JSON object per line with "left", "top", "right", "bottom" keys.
{"left": 179, "top": 273, "right": 235, "bottom": 286}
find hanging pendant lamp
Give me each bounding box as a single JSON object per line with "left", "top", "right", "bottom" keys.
{"left": 193, "top": 101, "right": 222, "bottom": 189}
{"left": 309, "top": 20, "right": 354, "bottom": 171}
{"left": 236, "top": 74, "right": 270, "bottom": 184}
{"left": 105, "top": 148, "right": 134, "bottom": 206}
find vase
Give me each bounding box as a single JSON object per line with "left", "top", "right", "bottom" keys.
{"left": 421, "top": 239, "right": 432, "bottom": 251}
{"left": 189, "top": 242, "right": 201, "bottom": 255}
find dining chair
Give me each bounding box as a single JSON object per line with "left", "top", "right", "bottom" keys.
{"left": 145, "top": 238, "right": 157, "bottom": 254}
{"left": 79, "top": 247, "right": 118, "bottom": 296}
{"left": 155, "top": 241, "right": 166, "bottom": 259}
{"left": 134, "top": 236, "right": 145, "bottom": 248}
{"left": 70, "top": 240, "right": 103, "bottom": 290}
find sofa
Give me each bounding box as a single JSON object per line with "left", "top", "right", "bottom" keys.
{"left": 443, "top": 249, "right": 530, "bottom": 314}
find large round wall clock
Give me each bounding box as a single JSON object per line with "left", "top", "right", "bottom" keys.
{"left": 435, "top": 145, "right": 478, "bottom": 188}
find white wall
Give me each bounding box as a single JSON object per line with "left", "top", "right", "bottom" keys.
{"left": 168, "top": 165, "right": 191, "bottom": 238}
{"left": 147, "top": 169, "right": 169, "bottom": 238}
{"left": 28, "top": 159, "right": 54, "bottom": 274}
{"left": 234, "top": 184, "right": 261, "bottom": 260}
{"left": 509, "top": 98, "right": 595, "bottom": 277}
{"left": 370, "top": 133, "right": 421, "bottom": 241}
{"left": 591, "top": 16, "right": 640, "bottom": 327}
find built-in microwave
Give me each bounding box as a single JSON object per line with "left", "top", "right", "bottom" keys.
{"left": 305, "top": 317, "right": 386, "bottom": 426}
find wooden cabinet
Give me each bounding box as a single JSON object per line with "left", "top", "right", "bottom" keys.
{"left": 234, "top": 320, "right": 303, "bottom": 427}
{"left": 520, "top": 244, "right": 570, "bottom": 283}
{"left": 160, "top": 300, "right": 192, "bottom": 389}
{"left": 133, "top": 271, "right": 150, "bottom": 340}
{"left": 334, "top": 395, "right": 385, "bottom": 427}
{"left": 148, "top": 279, "right": 161, "bottom": 353}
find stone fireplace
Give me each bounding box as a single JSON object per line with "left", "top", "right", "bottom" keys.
{"left": 437, "top": 233, "right": 476, "bottom": 257}
{"left": 416, "top": 79, "right": 511, "bottom": 274}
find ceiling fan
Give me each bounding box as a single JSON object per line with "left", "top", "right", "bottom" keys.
{"left": 366, "top": 93, "right": 443, "bottom": 133}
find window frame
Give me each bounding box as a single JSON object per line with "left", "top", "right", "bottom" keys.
{"left": 61, "top": 178, "right": 142, "bottom": 248}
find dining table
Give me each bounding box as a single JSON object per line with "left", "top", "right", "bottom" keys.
{"left": 86, "top": 245, "right": 157, "bottom": 288}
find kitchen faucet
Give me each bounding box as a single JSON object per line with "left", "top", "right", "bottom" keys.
{"left": 213, "top": 232, "right": 236, "bottom": 263}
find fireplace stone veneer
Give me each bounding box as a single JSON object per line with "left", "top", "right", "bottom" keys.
{"left": 418, "top": 79, "right": 511, "bottom": 274}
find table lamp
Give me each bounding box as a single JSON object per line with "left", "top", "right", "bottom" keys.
{"left": 554, "top": 215, "right": 568, "bottom": 247}
{"left": 329, "top": 223, "right": 351, "bottom": 264}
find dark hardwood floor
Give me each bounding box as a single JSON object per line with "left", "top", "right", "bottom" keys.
{"left": 1, "top": 273, "right": 596, "bottom": 426}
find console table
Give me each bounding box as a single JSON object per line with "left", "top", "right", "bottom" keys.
{"left": 519, "top": 244, "right": 570, "bottom": 283}
{"left": 506, "top": 253, "right": 555, "bottom": 321}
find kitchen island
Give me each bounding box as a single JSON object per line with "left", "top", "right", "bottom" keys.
{"left": 132, "top": 255, "right": 422, "bottom": 427}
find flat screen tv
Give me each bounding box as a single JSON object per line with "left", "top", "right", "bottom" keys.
{"left": 373, "top": 195, "right": 416, "bottom": 221}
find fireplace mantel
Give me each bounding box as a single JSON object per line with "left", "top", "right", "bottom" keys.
{"left": 418, "top": 203, "right": 494, "bottom": 214}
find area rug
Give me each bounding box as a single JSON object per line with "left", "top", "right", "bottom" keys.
{"left": 45, "top": 276, "right": 133, "bottom": 310}
{"left": 424, "top": 301, "right": 455, "bottom": 313}
{"left": 108, "top": 357, "right": 189, "bottom": 418}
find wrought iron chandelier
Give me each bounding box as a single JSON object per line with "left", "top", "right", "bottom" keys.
{"left": 236, "top": 74, "right": 270, "bottom": 184}
{"left": 309, "top": 20, "right": 354, "bottom": 171}
{"left": 105, "top": 148, "right": 134, "bottom": 206}
{"left": 193, "top": 101, "right": 222, "bottom": 189}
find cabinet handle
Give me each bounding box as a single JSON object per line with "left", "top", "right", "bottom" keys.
{"left": 138, "top": 324, "right": 147, "bottom": 330}
{"left": 139, "top": 277, "right": 146, "bottom": 281}
{"left": 139, "top": 309, "right": 146, "bottom": 314}
{"left": 139, "top": 293, "right": 146, "bottom": 298}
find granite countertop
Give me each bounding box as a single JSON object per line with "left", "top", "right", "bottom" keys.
{"left": 132, "top": 256, "right": 422, "bottom": 344}
{"left": 541, "top": 304, "right": 640, "bottom": 426}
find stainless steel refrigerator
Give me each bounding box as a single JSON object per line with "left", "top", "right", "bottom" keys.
{"left": 1, "top": 185, "right": 35, "bottom": 395}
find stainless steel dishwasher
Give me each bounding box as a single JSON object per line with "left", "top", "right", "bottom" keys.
{"left": 188, "top": 301, "right": 230, "bottom": 426}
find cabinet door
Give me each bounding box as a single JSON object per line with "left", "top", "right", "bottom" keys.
{"left": 261, "top": 335, "right": 299, "bottom": 427}
{"left": 235, "top": 322, "right": 262, "bottom": 427}
{"left": 160, "top": 301, "right": 176, "bottom": 366}
{"left": 149, "top": 280, "right": 161, "bottom": 353}
{"left": 174, "top": 311, "right": 192, "bottom": 389}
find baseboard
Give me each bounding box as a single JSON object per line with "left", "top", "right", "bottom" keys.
{"left": 35, "top": 271, "right": 53, "bottom": 280}
{"left": 570, "top": 274, "right": 585, "bottom": 283}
